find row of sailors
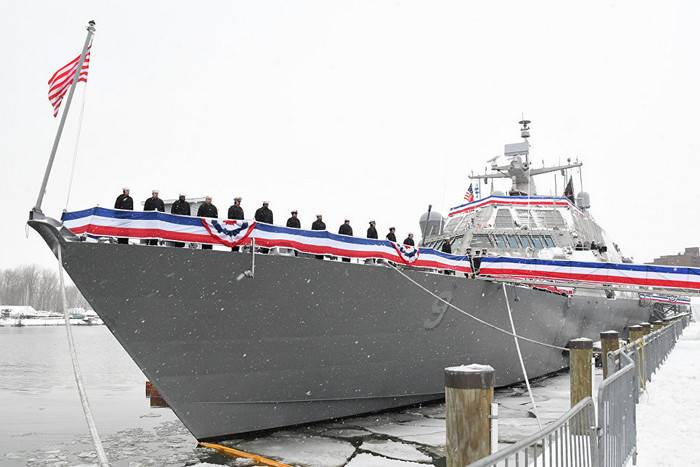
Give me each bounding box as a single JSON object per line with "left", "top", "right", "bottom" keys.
{"left": 114, "top": 188, "right": 428, "bottom": 249}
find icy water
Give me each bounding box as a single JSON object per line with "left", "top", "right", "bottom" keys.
{"left": 0, "top": 326, "right": 572, "bottom": 466}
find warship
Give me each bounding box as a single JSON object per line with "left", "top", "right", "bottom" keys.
{"left": 28, "top": 121, "right": 660, "bottom": 441}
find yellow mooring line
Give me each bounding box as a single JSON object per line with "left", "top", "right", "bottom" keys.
{"left": 199, "top": 442, "right": 292, "bottom": 467}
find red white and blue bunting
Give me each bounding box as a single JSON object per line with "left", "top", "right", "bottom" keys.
{"left": 61, "top": 207, "right": 472, "bottom": 272}
{"left": 449, "top": 195, "right": 576, "bottom": 217}
{"left": 479, "top": 257, "right": 700, "bottom": 292}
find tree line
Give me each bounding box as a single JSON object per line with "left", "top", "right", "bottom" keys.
{"left": 0, "top": 264, "right": 90, "bottom": 312}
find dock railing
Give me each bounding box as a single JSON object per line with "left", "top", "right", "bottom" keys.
{"left": 468, "top": 397, "right": 598, "bottom": 467}
{"left": 466, "top": 313, "right": 691, "bottom": 467}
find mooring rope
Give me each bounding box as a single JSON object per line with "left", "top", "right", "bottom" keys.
{"left": 502, "top": 283, "right": 543, "bottom": 429}
{"left": 57, "top": 245, "right": 109, "bottom": 466}
{"left": 388, "top": 264, "right": 569, "bottom": 352}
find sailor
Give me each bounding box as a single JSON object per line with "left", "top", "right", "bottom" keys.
{"left": 197, "top": 196, "right": 218, "bottom": 250}
{"left": 255, "top": 201, "right": 273, "bottom": 224}
{"left": 311, "top": 215, "right": 326, "bottom": 231}
{"left": 286, "top": 211, "right": 301, "bottom": 228}
{"left": 590, "top": 240, "right": 598, "bottom": 251}
{"left": 366, "top": 221, "right": 378, "bottom": 239}
{"left": 386, "top": 227, "right": 397, "bottom": 243}
{"left": 403, "top": 233, "right": 415, "bottom": 246}
{"left": 575, "top": 240, "right": 583, "bottom": 251}
{"left": 227, "top": 197, "right": 245, "bottom": 252}
{"left": 228, "top": 197, "right": 244, "bottom": 220}
{"left": 338, "top": 220, "right": 353, "bottom": 262}
{"left": 114, "top": 188, "right": 133, "bottom": 244}
{"left": 441, "top": 240, "right": 452, "bottom": 254}
{"left": 311, "top": 215, "right": 326, "bottom": 260}
{"left": 441, "top": 241, "right": 454, "bottom": 275}
{"left": 255, "top": 202, "right": 273, "bottom": 253}
{"left": 170, "top": 194, "right": 191, "bottom": 248}
{"left": 171, "top": 194, "right": 191, "bottom": 216}
{"left": 143, "top": 190, "right": 165, "bottom": 245}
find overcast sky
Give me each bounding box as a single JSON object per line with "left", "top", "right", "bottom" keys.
{"left": 1, "top": 0, "right": 698, "bottom": 270}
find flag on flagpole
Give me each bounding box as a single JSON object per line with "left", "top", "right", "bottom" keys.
{"left": 463, "top": 183, "right": 475, "bottom": 202}
{"left": 48, "top": 46, "right": 91, "bottom": 117}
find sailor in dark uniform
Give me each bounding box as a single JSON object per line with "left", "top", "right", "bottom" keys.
{"left": 286, "top": 211, "right": 301, "bottom": 228}
{"left": 197, "top": 196, "right": 218, "bottom": 250}
{"left": 143, "top": 190, "right": 165, "bottom": 245}
{"left": 311, "top": 215, "right": 326, "bottom": 259}
{"left": 170, "top": 194, "right": 191, "bottom": 247}
{"left": 228, "top": 197, "right": 244, "bottom": 220}
{"left": 338, "top": 220, "right": 353, "bottom": 262}
{"left": 441, "top": 240, "right": 454, "bottom": 274}
{"left": 366, "top": 221, "right": 378, "bottom": 239}
{"left": 255, "top": 201, "right": 273, "bottom": 224}
{"left": 403, "top": 233, "right": 415, "bottom": 246}
{"left": 311, "top": 215, "right": 326, "bottom": 231}
{"left": 386, "top": 227, "right": 397, "bottom": 243}
{"left": 286, "top": 210, "right": 301, "bottom": 256}
{"left": 254, "top": 202, "right": 273, "bottom": 253}
{"left": 227, "top": 197, "right": 244, "bottom": 251}
{"left": 114, "top": 187, "right": 133, "bottom": 244}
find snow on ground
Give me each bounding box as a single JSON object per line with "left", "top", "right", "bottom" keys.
{"left": 636, "top": 321, "right": 700, "bottom": 467}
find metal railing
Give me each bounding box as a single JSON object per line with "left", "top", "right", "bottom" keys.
{"left": 468, "top": 397, "right": 598, "bottom": 467}
{"left": 468, "top": 313, "right": 692, "bottom": 467}
{"left": 597, "top": 351, "right": 637, "bottom": 467}
{"left": 598, "top": 314, "right": 690, "bottom": 467}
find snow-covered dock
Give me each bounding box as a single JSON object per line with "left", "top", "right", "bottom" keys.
{"left": 636, "top": 321, "right": 699, "bottom": 467}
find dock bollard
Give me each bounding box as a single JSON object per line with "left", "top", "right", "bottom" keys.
{"left": 445, "top": 364, "right": 494, "bottom": 467}
{"left": 568, "top": 338, "right": 592, "bottom": 407}
{"left": 600, "top": 331, "right": 619, "bottom": 379}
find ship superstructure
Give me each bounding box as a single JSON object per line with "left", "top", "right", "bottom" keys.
{"left": 422, "top": 121, "right": 624, "bottom": 265}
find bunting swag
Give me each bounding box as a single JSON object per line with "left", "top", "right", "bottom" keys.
{"left": 638, "top": 293, "right": 691, "bottom": 306}
{"left": 61, "top": 208, "right": 473, "bottom": 273}
{"left": 479, "top": 257, "right": 700, "bottom": 292}
{"left": 448, "top": 195, "right": 576, "bottom": 217}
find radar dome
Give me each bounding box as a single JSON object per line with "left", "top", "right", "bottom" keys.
{"left": 492, "top": 190, "right": 506, "bottom": 196}
{"left": 419, "top": 210, "right": 445, "bottom": 238}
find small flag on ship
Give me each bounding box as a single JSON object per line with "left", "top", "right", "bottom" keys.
{"left": 564, "top": 176, "right": 575, "bottom": 203}
{"left": 464, "top": 183, "right": 475, "bottom": 202}
{"left": 48, "top": 46, "right": 91, "bottom": 117}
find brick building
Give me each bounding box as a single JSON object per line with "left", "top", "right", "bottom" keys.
{"left": 650, "top": 247, "right": 700, "bottom": 267}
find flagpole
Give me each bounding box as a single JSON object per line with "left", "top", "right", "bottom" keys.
{"left": 33, "top": 20, "right": 96, "bottom": 214}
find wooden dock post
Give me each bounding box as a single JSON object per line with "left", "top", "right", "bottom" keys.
{"left": 640, "top": 322, "right": 652, "bottom": 336}
{"left": 651, "top": 320, "right": 664, "bottom": 332}
{"left": 445, "top": 364, "right": 494, "bottom": 467}
{"left": 568, "top": 338, "right": 593, "bottom": 407}
{"left": 600, "top": 331, "right": 620, "bottom": 379}
{"left": 627, "top": 325, "right": 646, "bottom": 390}
{"left": 628, "top": 325, "right": 644, "bottom": 344}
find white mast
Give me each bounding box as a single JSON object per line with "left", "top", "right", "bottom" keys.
{"left": 33, "top": 20, "right": 96, "bottom": 214}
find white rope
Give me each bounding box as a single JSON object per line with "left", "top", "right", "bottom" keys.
{"left": 388, "top": 264, "right": 569, "bottom": 351}
{"left": 64, "top": 84, "right": 88, "bottom": 211}
{"left": 502, "top": 283, "right": 542, "bottom": 429}
{"left": 57, "top": 245, "right": 109, "bottom": 466}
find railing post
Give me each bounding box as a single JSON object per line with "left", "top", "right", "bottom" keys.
{"left": 445, "top": 364, "right": 494, "bottom": 466}
{"left": 600, "top": 331, "right": 619, "bottom": 379}
{"left": 569, "top": 338, "right": 593, "bottom": 407}
{"left": 628, "top": 325, "right": 645, "bottom": 390}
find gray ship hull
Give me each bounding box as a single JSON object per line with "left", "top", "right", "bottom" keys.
{"left": 31, "top": 220, "right": 649, "bottom": 440}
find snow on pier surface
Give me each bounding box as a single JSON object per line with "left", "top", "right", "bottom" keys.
{"left": 636, "top": 320, "right": 700, "bottom": 467}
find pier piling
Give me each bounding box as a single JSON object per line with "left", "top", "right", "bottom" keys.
{"left": 600, "top": 331, "right": 620, "bottom": 379}
{"left": 568, "top": 338, "right": 593, "bottom": 407}
{"left": 445, "top": 364, "right": 494, "bottom": 467}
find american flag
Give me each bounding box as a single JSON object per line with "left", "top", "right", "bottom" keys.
{"left": 48, "top": 46, "right": 91, "bottom": 117}
{"left": 464, "top": 183, "right": 475, "bottom": 202}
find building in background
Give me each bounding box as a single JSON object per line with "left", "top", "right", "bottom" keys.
{"left": 650, "top": 247, "right": 700, "bottom": 267}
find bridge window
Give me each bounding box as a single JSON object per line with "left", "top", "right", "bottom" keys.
{"left": 543, "top": 235, "right": 556, "bottom": 247}
{"left": 531, "top": 235, "right": 544, "bottom": 249}
{"left": 507, "top": 235, "right": 520, "bottom": 249}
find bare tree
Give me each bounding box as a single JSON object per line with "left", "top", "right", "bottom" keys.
{"left": 0, "top": 264, "right": 91, "bottom": 311}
